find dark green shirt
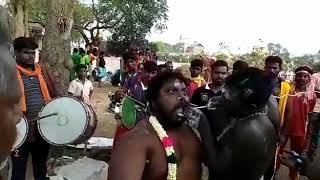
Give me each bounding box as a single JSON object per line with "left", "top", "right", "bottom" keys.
{"left": 71, "top": 52, "right": 82, "bottom": 66}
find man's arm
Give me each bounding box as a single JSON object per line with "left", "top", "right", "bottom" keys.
{"left": 110, "top": 132, "right": 147, "bottom": 180}
{"left": 40, "top": 63, "right": 60, "bottom": 97}
{"left": 89, "top": 82, "right": 93, "bottom": 100}
{"left": 89, "top": 90, "right": 93, "bottom": 100}
{"left": 197, "top": 113, "right": 216, "bottom": 170}
{"left": 267, "top": 96, "right": 281, "bottom": 136}
{"left": 67, "top": 81, "right": 76, "bottom": 95}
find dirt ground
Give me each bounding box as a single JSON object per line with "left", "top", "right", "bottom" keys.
{"left": 91, "top": 82, "right": 119, "bottom": 138}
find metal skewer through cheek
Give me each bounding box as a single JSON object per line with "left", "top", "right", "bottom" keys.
{"left": 125, "top": 95, "right": 147, "bottom": 108}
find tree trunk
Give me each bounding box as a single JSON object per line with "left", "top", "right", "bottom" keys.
{"left": 41, "top": 0, "right": 74, "bottom": 95}
{"left": 11, "top": 0, "right": 29, "bottom": 38}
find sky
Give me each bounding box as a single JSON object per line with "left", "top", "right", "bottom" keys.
{"left": 1, "top": 0, "right": 320, "bottom": 55}
{"left": 147, "top": 0, "right": 320, "bottom": 56}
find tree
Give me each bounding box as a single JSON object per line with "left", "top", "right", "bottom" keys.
{"left": 27, "top": 0, "right": 168, "bottom": 51}
{"left": 105, "top": 0, "right": 168, "bottom": 55}
{"left": 41, "top": 0, "right": 74, "bottom": 94}
{"left": 28, "top": 0, "right": 90, "bottom": 43}
{"left": 10, "top": 0, "right": 29, "bottom": 38}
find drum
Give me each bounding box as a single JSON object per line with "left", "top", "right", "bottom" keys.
{"left": 13, "top": 116, "right": 28, "bottom": 150}
{"left": 38, "top": 96, "right": 97, "bottom": 145}
{"left": 120, "top": 97, "right": 137, "bottom": 129}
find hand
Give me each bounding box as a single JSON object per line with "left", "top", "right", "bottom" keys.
{"left": 281, "top": 150, "right": 320, "bottom": 180}
{"left": 280, "top": 150, "right": 302, "bottom": 169}
{"left": 279, "top": 134, "right": 287, "bottom": 146}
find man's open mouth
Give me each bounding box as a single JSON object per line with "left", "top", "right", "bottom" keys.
{"left": 176, "top": 108, "right": 186, "bottom": 121}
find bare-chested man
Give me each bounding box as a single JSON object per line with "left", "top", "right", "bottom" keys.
{"left": 0, "top": 8, "right": 23, "bottom": 179}
{"left": 110, "top": 71, "right": 202, "bottom": 180}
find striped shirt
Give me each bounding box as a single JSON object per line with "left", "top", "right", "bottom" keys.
{"left": 21, "top": 75, "right": 46, "bottom": 141}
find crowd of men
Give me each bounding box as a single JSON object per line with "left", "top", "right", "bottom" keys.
{"left": 107, "top": 50, "right": 320, "bottom": 180}
{"left": 1, "top": 12, "right": 320, "bottom": 180}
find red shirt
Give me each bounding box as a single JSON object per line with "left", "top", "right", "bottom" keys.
{"left": 283, "top": 91, "right": 316, "bottom": 136}
{"left": 188, "top": 81, "right": 199, "bottom": 97}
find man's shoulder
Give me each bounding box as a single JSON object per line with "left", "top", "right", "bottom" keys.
{"left": 194, "top": 85, "right": 207, "bottom": 94}
{"left": 122, "top": 120, "right": 156, "bottom": 141}
{"left": 85, "top": 79, "right": 93, "bottom": 85}
{"left": 312, "top": 72, "right": 320, "bottom": 77}
{"left": 70, "top": 79, "right": 80, "bottom": 84}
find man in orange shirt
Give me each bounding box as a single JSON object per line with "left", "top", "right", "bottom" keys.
{"left": 278, "top": 66, "right": 316, "bottom": 180}
{"left": 12, "top": 37, "right": 58, "bottom": 180}
{"left": 187, "top": 59, "right": 206, "bottom": 97}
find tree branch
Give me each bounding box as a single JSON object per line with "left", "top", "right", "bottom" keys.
{"left": 74, "top": 26, "right": 90, "bottom": 45}
{"left": 84, "top": 21, "right": 93, "bottom": 28}
{"left": 92, "top": 15, "right": 123, "bottom": 31}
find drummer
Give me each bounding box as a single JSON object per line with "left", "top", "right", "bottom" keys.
{"left": 129, "top": 60, "right": 158, "bottom": 105}
{"left": 68, "top": 64, "right": 94, "bottom": 104}
{"left": 12, "top": 37, "right": 57, "bottom": 180}
{"left": 111, "top": 61, "right": 158, "bottom": 148}
{"left": 0, "top": 13, "right": 22, "bottom": 179}
{"left": 122, "top": 51, "right": 139, "bottom": 92}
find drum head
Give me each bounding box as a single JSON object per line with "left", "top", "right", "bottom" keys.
{"left": 121, "top": 98, "right": 136, "bottom": 129}
{"left": 13, "top": 117, "right": 28, "bottom": 150}
{"left": 38, "top": 97, "right": 89, "bottom": 145}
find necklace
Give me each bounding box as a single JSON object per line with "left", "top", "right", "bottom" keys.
{"left": 216, "top": 106, "right": 268, "bottom": 142}
{"left": 149, "top": 116, "right": 177, "bottom": 180}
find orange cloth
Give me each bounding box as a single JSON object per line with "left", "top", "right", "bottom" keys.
{"left": 17, "top": 64, "right": 51, "bottom": 112}
{"left": 190, "top": 76, "right": 206, "bottom": 87}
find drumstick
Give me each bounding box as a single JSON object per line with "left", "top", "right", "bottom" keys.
{"left": 126, "top": 95, "right": 147, "bottom": 107}
{"left": 29, "top": 113, "right": 59, "bottom": 122}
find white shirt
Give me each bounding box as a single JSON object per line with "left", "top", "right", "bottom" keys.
{"left": 68, "top": 78, "right": 93, "bottom": 104}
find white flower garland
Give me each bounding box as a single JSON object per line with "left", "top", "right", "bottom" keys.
{"left": 149, "top": 116, "right": 177, "bottom": 180}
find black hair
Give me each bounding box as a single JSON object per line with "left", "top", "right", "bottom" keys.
{"left": 73, "top": 48, "right": 79, "bottom": 53}
{"left": 79, "top": 48, "right": 85, "bottom": 54}
{"left": 13, "top": 37, "right": 38, "bottom": 52}
{"left": 165, "top": 61, "right": 173, "bottom": 64}
{"left": 226, "top": 67, "right": 273, "bottom": 109}
{"left": 190, "top": 59, "right": 204, "bottom": 68}
{"left": 265, "top": 56, "right": 283, "bottom": 68}
{"left": 100, "top": 51, "right": 105, "bottom": 56}
{"left": 295, "top": 66, "right": 313, "bottom": 75}
{"left": 147, "top": 71, "right": 189, "bottom": 102}
{"left": 143, "top": 61, "right": 158, "bottom": 73}
{"left": 233, "top": 60, "right": 248, "bottom": 72}
{"left": 122, "top": 51, "right": 136, "bottom": 64}
{"left": 211, "top": 60, "right": 229, "bottom": 70}
{"left": 158, "top": 64, "right": 167, "bottom": 71}
{"left": 76, "top": 64, "right": 87, "bottom": 72}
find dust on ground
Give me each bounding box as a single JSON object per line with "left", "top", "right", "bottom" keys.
{"left": 91, "top": 82, "right": 119, "bottom": 138}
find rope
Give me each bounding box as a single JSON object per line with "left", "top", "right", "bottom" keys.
{"left": 193, "top": 90, "right": 320, "bottom": 110}
{"left": 272, "top": 90, "right": 320, "bottom": 99}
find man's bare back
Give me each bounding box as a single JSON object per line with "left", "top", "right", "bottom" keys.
{"left": 110, "top": 120, "right": 202, "bottom": 180}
